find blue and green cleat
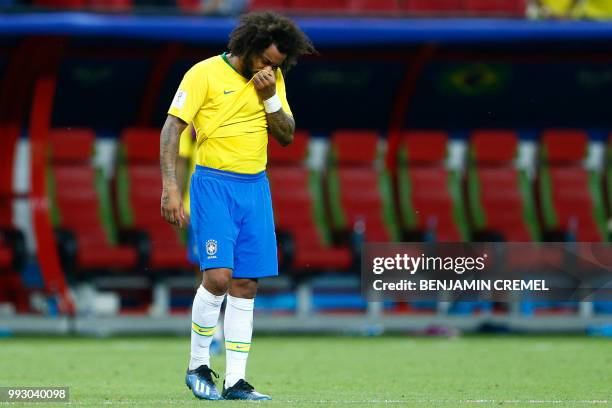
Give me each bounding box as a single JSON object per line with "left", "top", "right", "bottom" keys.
{"left": 185, "top": 365, "right": 222, "bottom": 400}
{"left": 222, "top": 379, "right": 271, "bottom": 401}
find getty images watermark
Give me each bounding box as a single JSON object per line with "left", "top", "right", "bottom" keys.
{"left": 361, "top": 243, "right": 612, "bottom": 302}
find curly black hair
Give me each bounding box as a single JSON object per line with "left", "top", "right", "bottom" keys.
{"left": 228, "top": 11, "right": 315, "bottom": 74}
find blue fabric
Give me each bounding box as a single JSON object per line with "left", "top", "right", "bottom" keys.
{"left": 189, "top": 165, "right": 278, "bottom": 279}
{"left": 187, "top": 224, "right": 199, "bottom": 265}
{"left": 3, "top": 14, "right": 612, "bottom": 45}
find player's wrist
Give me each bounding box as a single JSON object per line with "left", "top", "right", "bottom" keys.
{"left": 263, "top": 94, "right": 282, "bottom": 114}
{"left": 162, "top": 182, "right": 181, "bottom": 192}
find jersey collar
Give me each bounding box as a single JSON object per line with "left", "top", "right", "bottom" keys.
{"left": 221, "top": 52, "right": 249, "bottom": 80}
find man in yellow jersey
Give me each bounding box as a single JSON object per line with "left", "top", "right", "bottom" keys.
{"left": 177, "top": 125, "right": 223, "bottom": 357}
{"left": 160, "top": 12, "right": 314, "bottom": 401}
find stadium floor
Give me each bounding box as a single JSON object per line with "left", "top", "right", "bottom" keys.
{"left": 0, "top": 335, "right": 610, "bottom": 407}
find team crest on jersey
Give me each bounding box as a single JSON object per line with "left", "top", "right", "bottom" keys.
{"left": 206, "top": 239, "right": 218, "bottom": 258}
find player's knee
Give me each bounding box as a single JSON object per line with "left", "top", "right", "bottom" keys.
{"left": 229, "top": 278, "right": 258, "bottom": 299}
{"left": 203, "top": 268, "right": 231, "bottom": 295}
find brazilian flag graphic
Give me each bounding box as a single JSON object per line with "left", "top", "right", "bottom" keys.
{"left": 437, "top": 63, "right": 511, "bottom": 97}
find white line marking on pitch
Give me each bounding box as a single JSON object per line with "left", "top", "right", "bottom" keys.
{"left": 87, "top": 398, "right": 612, "bottom": 406}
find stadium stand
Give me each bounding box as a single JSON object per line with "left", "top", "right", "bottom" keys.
{"left": 48, "top": 129, "right": 149, "bottom": 277}
{"left": 0, "top": 238, "right": 12, "bottom": 270}
{"left": 467, "top": 129, "right": 539, "bottom": 242}
{"left": 175, "top": 0, "right": 197, "bottom": 12}
{"left": 0, "top": 226, "right": 27, "bottom": 312}
{"left": 348, "top": 0, "right": 399, "bottom": 12}
{"left": 89, "top": 0, "right": 132, "bottom": 11}
{"left": 116, "top": 128, "right": 191, "bottom": 272}
{"left": 33, "top": 0, "right": 85, "bottom": 8}
{"left": 464, "top": 0, "right": 526, "bottom": 16}
{"left": 248, "top": 0, "right": 286, "bottom": 10}
{"left": 24, "top": 0, "right": 531, "bottom": 15}
{"left": 289, "top": 0, "right": 346, "bottom": 10}
{"left": 396, "top": 130, "right": 467, "bottom": 242}
{"left": 326, "top": 130, "right": 399, "bottom": 243}
{"left": 1, "top": 14, "right": 610, "bottom": 327}
{"left": 538, "top": 129, "right": 607, "bottom": 242}
{"left": 268, "top": 131, "right": 353, "bottom": 273}
{"left": 403, "top": 0, "right": 463, "bottom": 14}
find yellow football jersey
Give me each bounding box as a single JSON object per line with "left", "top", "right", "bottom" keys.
{"left": 168, "top": 53, "right": 292, "bottom": 174}
{"left": 178, "top": 125, "right": 196, "bottom": 215}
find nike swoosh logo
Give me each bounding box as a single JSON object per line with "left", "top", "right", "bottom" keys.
{"left": 224, "top": 90, "right": 235, "bottom": 95}
{"left": 235, "top": 345, "right": 248, "bottom": 349}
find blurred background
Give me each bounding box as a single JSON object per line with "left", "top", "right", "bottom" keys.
{"left": 1, "top": 0, "right": 612, "bottom": 337}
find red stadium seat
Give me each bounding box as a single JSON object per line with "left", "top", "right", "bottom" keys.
{"left": 88, "top": 0, "right": 132, "bottom": 11}
{"left": 249, "top": 0, "right": 287, "bottom": 10}
{"left": 33, "top": 0, "right": 85, "bottom": 8}
{"left": 48, "top": 129, "right": 142, "bottom": 275}
{"left": 268, "top": 131, "right": 352, "bottom": 272}
{"left": 0, "top": 240, "right": 12, "bottom": 270}
{"left": 348, "top": 0, "right": 399, "bottom": 12}
{"left": 397, "top": 130, "right": 467, "bottom": 242}
{"left": 327, "top": 130, "right": 399, "bottom": 242}
{"left": 175, "top": 0, "right": 198, "bottom": 12}
{"left": 468, "top": 130, "right": 539, "bottom": 241}
{"left": 0, "top": 223, "right": 28, "bottom": 313}
{"left": 288, "top": 0, "right": 346, "bottom": 10}
{"left": 464, "top": 0, "right": 526, "bottom": 16}
{"left": 404, "top": 0, "right": 463, "bottom": 14}
{"left": 117, "top": 128, "right": 191, "bottom": 271}
{"left": 538, "top": 129, "right": 606, "bottom": 242}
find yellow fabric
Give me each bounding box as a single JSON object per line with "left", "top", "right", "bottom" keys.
{"left": 192, "top": 322, "right": 216, "bottom": 337}
{"left": 178, "top": 125, "right": 197, "bottom": 215}
{"left": 578, "top": 0, "right": 612, "bottom": 19}
{"left": 540, "top": 0, "right": 573, "bottom": 16}
{"left": 225, "top": 341, "right": 251, "bottom": 353}
{"left": 168, "top": 54, "right": 292, "bottom": 174}
{"left": 178, "top": 125, "right": 194, "bottom": 158}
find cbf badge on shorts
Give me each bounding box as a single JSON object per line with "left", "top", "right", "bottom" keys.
{"left": 205, "top": 239, "right": 218, "bottom": 259}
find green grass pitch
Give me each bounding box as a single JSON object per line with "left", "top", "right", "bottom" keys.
{"left": 0, "top": 335, "right": 610, "bottom": 407}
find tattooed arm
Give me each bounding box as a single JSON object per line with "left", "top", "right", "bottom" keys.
{"left": 266, "top": 110, "right": 295, "bottom": 147}
{"left": 160, "top": 114, "right": 188, "bottom": 227}
{"left": 253, "top": 68, "right": 295, "bottom": 147}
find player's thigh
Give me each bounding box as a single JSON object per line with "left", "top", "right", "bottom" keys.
{"left": 190, "top": 175, "right": 239, "bottom": 272}
{"left": 233, "top": 180, "right": 278, "bottom": 279}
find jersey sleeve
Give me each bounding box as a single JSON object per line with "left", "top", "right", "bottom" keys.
{"left": 178, "top": 124, "right": 194, "bottom": 159}
{"left": 168, "top": 63, "right": 208, "bottom": 124}
{"left": 276, "top": 70, "right": 293, "bottom": 117}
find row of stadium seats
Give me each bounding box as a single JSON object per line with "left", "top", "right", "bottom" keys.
{"left": 271, "top": 128, "right": 609, "bottom": 273}
{"left": 0, "top": 214, "right": 27, "bottom": 312}
{"left": 48, "top": 129, "right": 190, "bottom": 280}
{"left": 29, "top": 0, "right": 526, "bottom": 16}
{"left": 46, "top": 127, "right": 609, "bottom": 279}
{"left": 250, "top": 0, "right": 526, "bottom": 15}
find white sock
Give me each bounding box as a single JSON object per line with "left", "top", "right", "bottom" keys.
{"left": 224, "top": 295, "right": 254, "bottom": 388}
{"left": 189, "top": 286, "right": 225, "bottom": 370}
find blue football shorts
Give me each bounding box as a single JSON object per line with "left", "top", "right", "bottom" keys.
{"left": 186, "top": 223, "right": 199, "bottom": 265}
{"left": 189, "top": 165, "right": 278, "bottom": 279}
